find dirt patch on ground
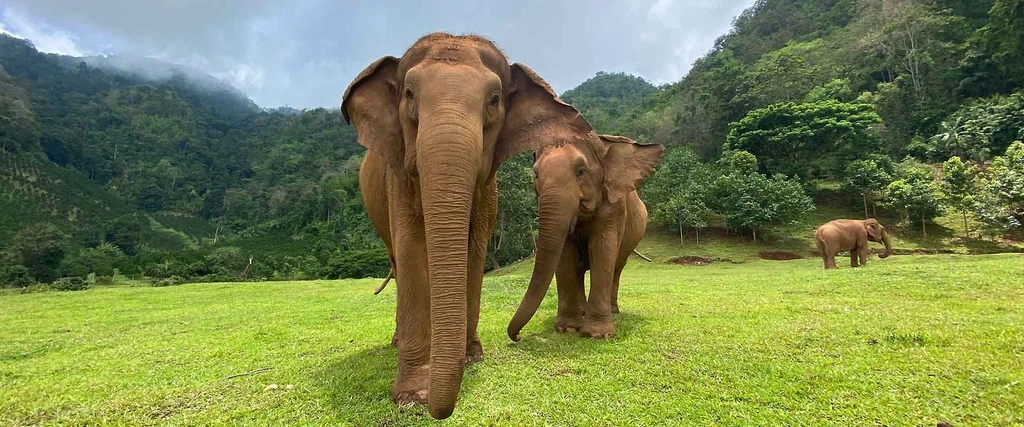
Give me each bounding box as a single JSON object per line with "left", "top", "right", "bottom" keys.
{"left": 758, "top": 251, "right": 804, "bottom": 261}
{"left": 667, "top": 256, "right": 723, "bottom": 266}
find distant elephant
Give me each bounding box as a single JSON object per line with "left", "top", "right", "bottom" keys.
{"left": 814, "top": 218, "right": 892, "bottom": 269}
{"left": 507, "top": 134, "right": 663, "bottom": 341}
{"left": 344, "top": 33, "right": 593, "bottom": 419}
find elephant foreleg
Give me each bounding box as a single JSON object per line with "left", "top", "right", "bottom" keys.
{"left": 850, "top": 246, "right": 860, "bottom": 268}
{"left": 555, "top": 238, "right": 585, "bottom": 333}
{"left": 581, "top": 228, "right": 620, "bottom": 339}
{"left": 858, "top": 247, "right": 870, "bottom": 267}
{"left": 389, "top": 184, "right": 430, "bottom": 405}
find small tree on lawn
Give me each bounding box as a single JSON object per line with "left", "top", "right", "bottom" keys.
{"left": 5, "top": 223, "right": 69, "bottom": 283}
{"left": 844, "top": 159, "right": 892, "bottom": 218}
{"left": 940, "top": 156, "right": 978, "bottom": 239}
{"left": 973, "top": 141, "right": 1024, "bottom": 237}
{"left": 883, "top": 179, "right": 944, "bottom": 237}
{"left": 644, "top": 148, "right": 715, "bottom": 244}
{"left": 712, "top": 151, "right": 815, "bottom": 241}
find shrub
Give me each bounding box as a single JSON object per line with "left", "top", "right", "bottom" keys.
{"left": 324, "top": 248, "right": 390, "bottom": 279}
{"left": 0, "top": 265, "right": 34, "bottom": 288}
{"left": 51, "top": 277, "right": 90, "bottom": 291}
{"left": 152, "top": 275, "right": 184, "bottom": 287}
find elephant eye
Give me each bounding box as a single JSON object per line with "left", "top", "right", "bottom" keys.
{"left": 404, "top": 88, "right": 415, "bottom": 101}
{"left": 575, "top": 167, "right": 586, "bottom": 177}
{"left": 489, "top": 92, "right": 500, "bottom": 106}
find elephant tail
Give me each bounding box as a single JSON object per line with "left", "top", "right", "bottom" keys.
{"left": 813, "top": 229, "right": 829, "bottom": 256}
{"left": 373, "top": 268, "right": 394, "bottom": 295}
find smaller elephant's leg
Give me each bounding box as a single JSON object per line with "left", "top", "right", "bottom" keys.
{"left": 555, "top": 239, "right": 585, "bottom": 333}
{"left": 858, "top": 246, "right": 870, "bottom": 267}
{"left": 849, "top": 246, "right": 860, "bottom": 268}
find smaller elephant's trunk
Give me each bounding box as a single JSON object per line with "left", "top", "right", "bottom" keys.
{"left": 507, "top": 194, "right": 577, "bottom": 341}
{"left": 879, "top": 231, "right": 892, "bottom": 258}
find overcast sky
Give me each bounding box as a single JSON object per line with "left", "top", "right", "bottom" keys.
{"left": 0, "top": 0, "right": 755, "bottom": 109}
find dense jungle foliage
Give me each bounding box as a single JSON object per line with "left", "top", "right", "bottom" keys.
{"left": 2, "top": 0, "right": 1023, "bottom": 287}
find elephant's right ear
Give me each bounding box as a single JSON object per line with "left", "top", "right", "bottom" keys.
{"left": 342, "top": 56, "right": 403, "bottom": 169}
{"left": 496, "top": 63, "right": 593, "bottom": 170}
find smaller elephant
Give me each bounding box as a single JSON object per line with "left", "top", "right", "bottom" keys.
{"left": 507, "top": 134, "right": 663, "bottom": 341}
{"left": 814, "top": 218, "right": 892, "bottom": 269}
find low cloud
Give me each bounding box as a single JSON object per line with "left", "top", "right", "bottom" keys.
{"left": 1, "top": 0, "right": 755, "bottom": 108}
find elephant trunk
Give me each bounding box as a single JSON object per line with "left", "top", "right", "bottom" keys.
{"left": 507, "top": 190, "right": 578, "bottom": 341}
{"left": 418, "top": 116, "right": 479, "bottom": 419}
{"left": 879, "top": 230, "right": 892, "bottom": 258}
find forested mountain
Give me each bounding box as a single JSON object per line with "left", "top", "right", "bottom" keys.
{"left": 0, "top": 33, "right": 379, "bottom": 282}
{"left": 2, "top": 0, "right": 1023, "bottom": 287}
{"left": 563, "top": 0, "right": 1023, "bottom": 244}
{"left": 570, "top": 0, "right": 1023, "bottom": 161}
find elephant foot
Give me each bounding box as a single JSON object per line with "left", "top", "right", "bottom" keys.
{"left": 555, "top": 315, "right": 584, "bottom": 334}
{"left": 581, "top": 319, "right": 615, "bottom": 340}
{"left": 392, "top": 366, "right": 429, "bottom": 407}
{"left": 464, "top": 338, "right": 484, "bottom": 366}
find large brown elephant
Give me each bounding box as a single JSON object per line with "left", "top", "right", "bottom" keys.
{"left": 343, "top": 33, "right": 592, "bottom": 419}
{"left": 507, "top": 134, "right": 663, "bottom": 341}
{"left": 814, "top": 218, "right": 893, "bottom": 269}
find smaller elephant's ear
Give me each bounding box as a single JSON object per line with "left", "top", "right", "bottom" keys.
{"left": 496, "top": 63, "right": 593, "bottom": 170}
{"left": 342, "top": 56, "right": 403, "bottom": 169}
{"left": 601, "top": 135, "right": 665, "bottom": 204}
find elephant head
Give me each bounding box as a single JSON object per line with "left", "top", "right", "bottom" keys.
{"left": 864, "top": 218, "right": 892, "bottom": 258}
{"left": 507, "top": 134, "right": 663, "bottom": 341}
{"left": 342, "top": 33, "right": 591, "bottom": 418}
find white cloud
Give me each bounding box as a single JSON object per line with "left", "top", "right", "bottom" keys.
{"left": 215, "top": 64, "right": 267, "bottom": 92}
{"left": 0, "top": 6, "right": 88, "bottom": 56}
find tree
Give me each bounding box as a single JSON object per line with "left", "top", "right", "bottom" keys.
{"left": 5, "top": 223, "right": 69, "bottom": 283}
{"left": 974, "top": 141, "right": 1024, "bottom": 236}
{"left": 973, "top": 0, "right": 1024, "bottom": 89}
{"left": 940, "top": 156, "right": 978, "bottom": 238}
{"left": 725, "top": 100, "right": 882, "bottom": 180}
{"left": 883, "top": 179, "right": 944, "bottom": 237}
{"left": 844, "top": 159, "right": 893, "bottom": 217}
{"left": 644, "top": 149, "right": 715, "bottom": 244}
{"left": 711, "top": 151, "right": 815, "bottom": 241}
{"left": 489, "top": 153, "right": 538, "bottom": 268}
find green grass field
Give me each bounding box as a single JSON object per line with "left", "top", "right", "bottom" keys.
{"left": 2, "top": 254, "right": 1022, "bottom": 425}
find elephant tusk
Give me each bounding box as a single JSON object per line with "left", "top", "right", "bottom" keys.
{"left": 373, "top": 268, "right": 394, "bottom": 295}
{"left": 632, "top": 249, "right": 653, "bottom": 262}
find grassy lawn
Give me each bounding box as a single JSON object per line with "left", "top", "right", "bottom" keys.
{"left": 2, "top": 254, "right": 1022, "bottom": 425}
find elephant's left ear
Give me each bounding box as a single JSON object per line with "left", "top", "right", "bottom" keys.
{"left": 601, "top": 135, "right": 665, "bottom": 204}
{"left": 496, "top": 63, "right": 593, "bottom": 170}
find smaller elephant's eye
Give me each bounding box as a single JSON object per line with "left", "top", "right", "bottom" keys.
{"left": 404, "top": 88, "right": 415, "bottom": 101}
{"left": 575, "top": 167, "right": 586, "bottom": 177}
{"left": 489, "top": 92, "right": 500, "bottom": 106}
